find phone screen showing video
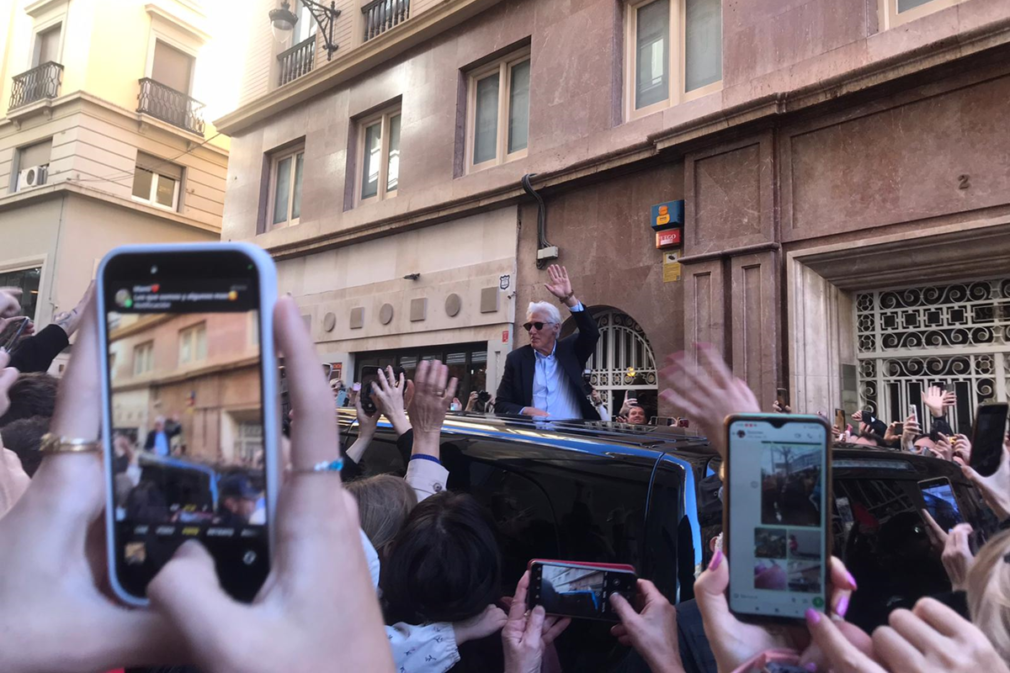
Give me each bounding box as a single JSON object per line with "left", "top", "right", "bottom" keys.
{"left": 728, "top": 417, "right": 829, "bottom": 620}
{"left": 103, "top": 252, "right": 269, "bottom": 602}
{"left": 920, "top": 479, "right": 964, "bottom": 532}
{"left": 536, "top": 563, "right": 634, "bottom": 621}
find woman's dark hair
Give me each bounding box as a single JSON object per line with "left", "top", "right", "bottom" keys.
{"left": 0, "top": 373, "right": 58, "bottom": 427}
{"left": 380, "top": 491, "right": 501, "bottom": 625}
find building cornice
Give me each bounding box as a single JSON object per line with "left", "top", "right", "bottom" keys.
{"left": 213, "top": 0, "right": 503, "bottom": 136}
{"left": 254, "top": 12, "right": 1010, "bottom": 260}
{"left": 24, "top": 0, "right": 68, "bottom": 18}
{"left": 0, "top": 181, "right": 222, "bottom": 235}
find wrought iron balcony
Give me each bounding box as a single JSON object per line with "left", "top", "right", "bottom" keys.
{"left": 362, "top": 0, "right": 410, "bottom": 42}
{"left": 137, "top": 78, "right": 206, "bottom": 135}
{"left": 9, "top": 62, "right": 63, "bottom": 110}
{"left": 277, "top": 34, "right": 317, "bottom": 86}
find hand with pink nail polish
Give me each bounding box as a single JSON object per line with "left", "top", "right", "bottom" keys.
{"left": 694, "top": 552, "right": 870, "bottom": 673}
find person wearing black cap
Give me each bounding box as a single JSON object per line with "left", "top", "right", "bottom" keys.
{"left": 215, "top": 473, "right": 261, "bottom": 526}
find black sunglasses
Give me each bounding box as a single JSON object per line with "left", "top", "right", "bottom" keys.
{"left": 523, "top": 321, "right": 551, "bottom": 332}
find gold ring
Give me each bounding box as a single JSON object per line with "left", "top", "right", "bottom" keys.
{"left": 39, "top": 433, "right": 102, "bottom": 454}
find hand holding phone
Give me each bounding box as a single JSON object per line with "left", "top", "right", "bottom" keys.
{"left": 98, "top": 244, "right": 279, "bottom": 605}
{"left": 527, "top": 560, "right": 636, "bottom": 622}
{"left": 724, "top": 414, "right": 831, "bottom": 623}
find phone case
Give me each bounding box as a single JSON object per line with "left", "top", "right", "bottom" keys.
{"left": 97, "top": 243, "right": 279, "bottom": 607}
{"left": 722, "top": 413, "right": 833, "bottom": 625}
{"left": 528, "top": 559, "right": 636, "bottom": 573}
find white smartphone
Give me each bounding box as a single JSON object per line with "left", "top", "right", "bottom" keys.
{"left": 910, "top": 405, "right": 919, "bottom": 426}
{"left": 97, "top": 243, "right": 280, "bottom": 606}
{"left": 725, "top": 414, "right": 832, "bottom": 624}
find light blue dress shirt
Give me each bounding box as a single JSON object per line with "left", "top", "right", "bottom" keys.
{"left": 526, "top": 303, "right": 585, "bottom": 420}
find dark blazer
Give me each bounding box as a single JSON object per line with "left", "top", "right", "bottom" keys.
{"left": 495, "top": 308, "right": 601, "bottom": 420}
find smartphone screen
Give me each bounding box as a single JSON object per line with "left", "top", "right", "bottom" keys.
{"left": 919, "top": 478, "right": 964, "bottom": 531}
{"left": 100, "top": 247, "right": 275, "bottom": 604}
{"left": 529, "top": 562, "right": 635, "bottom": 621}
{"left": 971, "top": 403, "right": 1008, "bottom": 477}
{"left": 727, "top": 415, "right": 830, "bottom": 621}
{"left": 359, "top": 366, "right": 381, "bottom": 414}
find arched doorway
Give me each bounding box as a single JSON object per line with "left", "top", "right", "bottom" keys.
{"left": 562, "top": 307, "right": 658, "bottom": 418}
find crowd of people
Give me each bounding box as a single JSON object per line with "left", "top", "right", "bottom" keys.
{"left": 3, "top": 268, "right": 1010, "bottom": 673}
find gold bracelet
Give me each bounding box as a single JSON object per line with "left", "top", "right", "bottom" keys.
{"left": 38, "top": 433, "right": 101, "bottom": 455}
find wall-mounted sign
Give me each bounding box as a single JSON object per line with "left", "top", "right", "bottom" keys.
{"left": 656, "top": 228, "right": 682, "bottom": 249}
{"left": 650, "top": 200, "right": 685, "bottom": 231}
{"left": 663, "top": 250, "right": 682, "bottom": 283}
{"left": 499, "top": 274, "right": 511, "bottom": 291}
{"left": 502, "top": 330, "right": 509, "bottom": 343}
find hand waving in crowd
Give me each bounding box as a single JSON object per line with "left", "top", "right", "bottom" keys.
{"left": 659, "top": 343, "right": 760, "bottom": 459}
{"left": 502, "top": 571, "right": 571, "bottom": 673}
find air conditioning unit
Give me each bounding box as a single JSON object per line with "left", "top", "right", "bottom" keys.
{"left": 17, "top": 164, "right": 48, "bottom": 192}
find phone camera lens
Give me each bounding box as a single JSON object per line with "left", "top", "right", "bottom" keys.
{"left": 151, "top": 265, "right": 158, "bottom": 274}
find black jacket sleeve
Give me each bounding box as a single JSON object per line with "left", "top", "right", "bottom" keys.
{"left": 494, "top": 352, "right": 525, "bottom": 416}
{"left": 569, "top": 307, "right": 600, "bottom": 367}
{"left": 395, "top": 429, "right": 414, "bottom": 466}
{"left": 9, "top": 324, "right": 69, "bottom": 374}
{"left": 930, "top": 415, "right": 954, "bottom": 438}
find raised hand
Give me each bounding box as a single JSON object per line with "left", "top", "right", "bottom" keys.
{"left": 454, "top": 603, "right": 507, "bottom": 645}
{"left": 408, "top": 359, "right": 458, "bottom": 436}
{"left": 901, "top": 413, "right": 921, "bottom": 452}
{"left": 609, "top": 580, "right": 684, "bottom": 673}
{"left": 922, "top": 386, "right": 956, "bottom": 418}
{"left": 0, "top": 288, "right": 21, "bottom": 319}
{"left": 148, "top": 297, "right": 394, "bottom": 673}
{"left": 659, "top": 344, "right": 760, "bottom": 459}
{"left": 544, "top": 264, "right": 577, "bottom": 307}
{"left": 372, "top": 366, "right": 410, "bottom": 436}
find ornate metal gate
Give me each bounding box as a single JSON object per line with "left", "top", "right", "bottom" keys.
{"left": 856, "top": 279, "right": 1010, "bottom": 431}
{"left": 582, "top": 309, "right": 658, "bottom": 408}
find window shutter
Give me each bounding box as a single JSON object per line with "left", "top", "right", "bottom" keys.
{"left": 20, "top": 139, "right": 53, "bottom": 168}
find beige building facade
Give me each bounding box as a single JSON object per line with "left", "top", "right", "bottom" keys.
{"left": 218, "top": 0, "right": 1010, "bottom": 422}
{"left": 0, "top": 0, "right": 230, "bottom": 372}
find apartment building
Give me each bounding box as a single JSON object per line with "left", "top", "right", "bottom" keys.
{"left": 0, "top": 0, "right": 229, "bottom": 372}
{"left": 217, "top": 0, "right": 1010, "bottom": 420}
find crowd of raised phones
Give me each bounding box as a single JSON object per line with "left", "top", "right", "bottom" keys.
{"left": 3, "top": 284, "right": 1010, "bottom": 673}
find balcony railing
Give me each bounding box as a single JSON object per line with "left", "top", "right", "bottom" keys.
{"left": 9, "top": 62, "right": 63, "bottom": 110}
{"left": 362, "top": 0, "right": 410, "bottom": 42}
{"left": 277, "top": 34, "right": 317, "bottom": 87}
{"left": 137, "top": 78, "right": 206, "bottom": 135}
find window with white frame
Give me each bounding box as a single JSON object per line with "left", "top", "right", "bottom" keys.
{"left": 32, "top": 22, "right": 62, "bottom": 67}
{"left": 267, "top": 144, "right": 304, "bottom": 229}
{"left": 466, "top": 49, "right": 530, "bottom": 172}
{"left": 131, "top": 153, "right": 182, "bottom": 210}
{"left": 294, "top": 0, "right": 318, "bottom": 43}
{"left": 625, "top": 0, "right": 722, "bottom": 120}
{"left": 357, "top": 107, "right": 401, "bottom": 204}
{"left": 178, "top": 322, "right": 207, "bottom": 365}
{"left": 878, "top": 0, "right": 965, "bottom": 30}
{"left": 133, "top": 341, "right": 154, "bottom": 376}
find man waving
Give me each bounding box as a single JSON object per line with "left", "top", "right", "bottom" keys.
{"left": 495, "top": 265, "right": 601, "bottom": 420}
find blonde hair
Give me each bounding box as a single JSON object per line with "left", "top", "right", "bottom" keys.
{"left": 346, "top": 475, "right": 418, "bottom": 552}
{"left": 967, "top": 527, "right": 1010, "bottom": 662}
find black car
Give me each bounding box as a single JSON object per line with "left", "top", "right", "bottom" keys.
{"left": 340, "top": 411, "right": 995, "bottom": 671}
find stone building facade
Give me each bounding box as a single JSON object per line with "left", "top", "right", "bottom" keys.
{"left": 218, "top": 0, "right": 1010, "bottom": 421}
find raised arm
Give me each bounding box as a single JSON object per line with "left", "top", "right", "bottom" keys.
{"left": 405, "top": 359, "right": 457, "bottom": 501}
{"left": 545, "top": 264, "right": 598, "bottom": 361}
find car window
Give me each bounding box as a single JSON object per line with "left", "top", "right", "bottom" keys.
{"left": 642, "top": 456, "right": 691, "bottom": 603}
{"left": 832, "top": 477, "right": 953, "bottom": 631}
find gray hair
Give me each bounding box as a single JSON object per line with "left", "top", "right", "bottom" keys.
{"left": 526, "top": 301, "right": 562, "bottom": 325}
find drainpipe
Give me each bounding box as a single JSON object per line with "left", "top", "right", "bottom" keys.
{"left": 521, "top": 174, "right": 558, "bottom": 269}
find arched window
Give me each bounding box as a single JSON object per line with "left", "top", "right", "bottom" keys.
{"left": 563, "top": 307, "right": 658, "bottom": 415}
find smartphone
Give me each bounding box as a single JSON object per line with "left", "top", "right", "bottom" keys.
{"left": 527, "top": 560, "right": 636, "bottom": 622}
{"left": 359, "top": 365, "right": 406, "bottom": 414}
{"left": 919, "top": 477, "right": 965, "bottom": 532}
{"left": 970, "top": 403, "right": 1009, "bottom": 477}
{"left": 776, "top": 388, "right": 789, "bottom": 409}
{"left": 910, "top": 405, "right": 919, "bottom": 426}
{"left": 98, "top": 243, "right": 279, "bottom": 606}
{"left": 725, "top": 414, "right": 832, "bottom": 623}
{"left": 1, "top": 316, "right": 30, "bottom": 352}
{"left": 834, "top": 409, "right": 846, "bottom": 432}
